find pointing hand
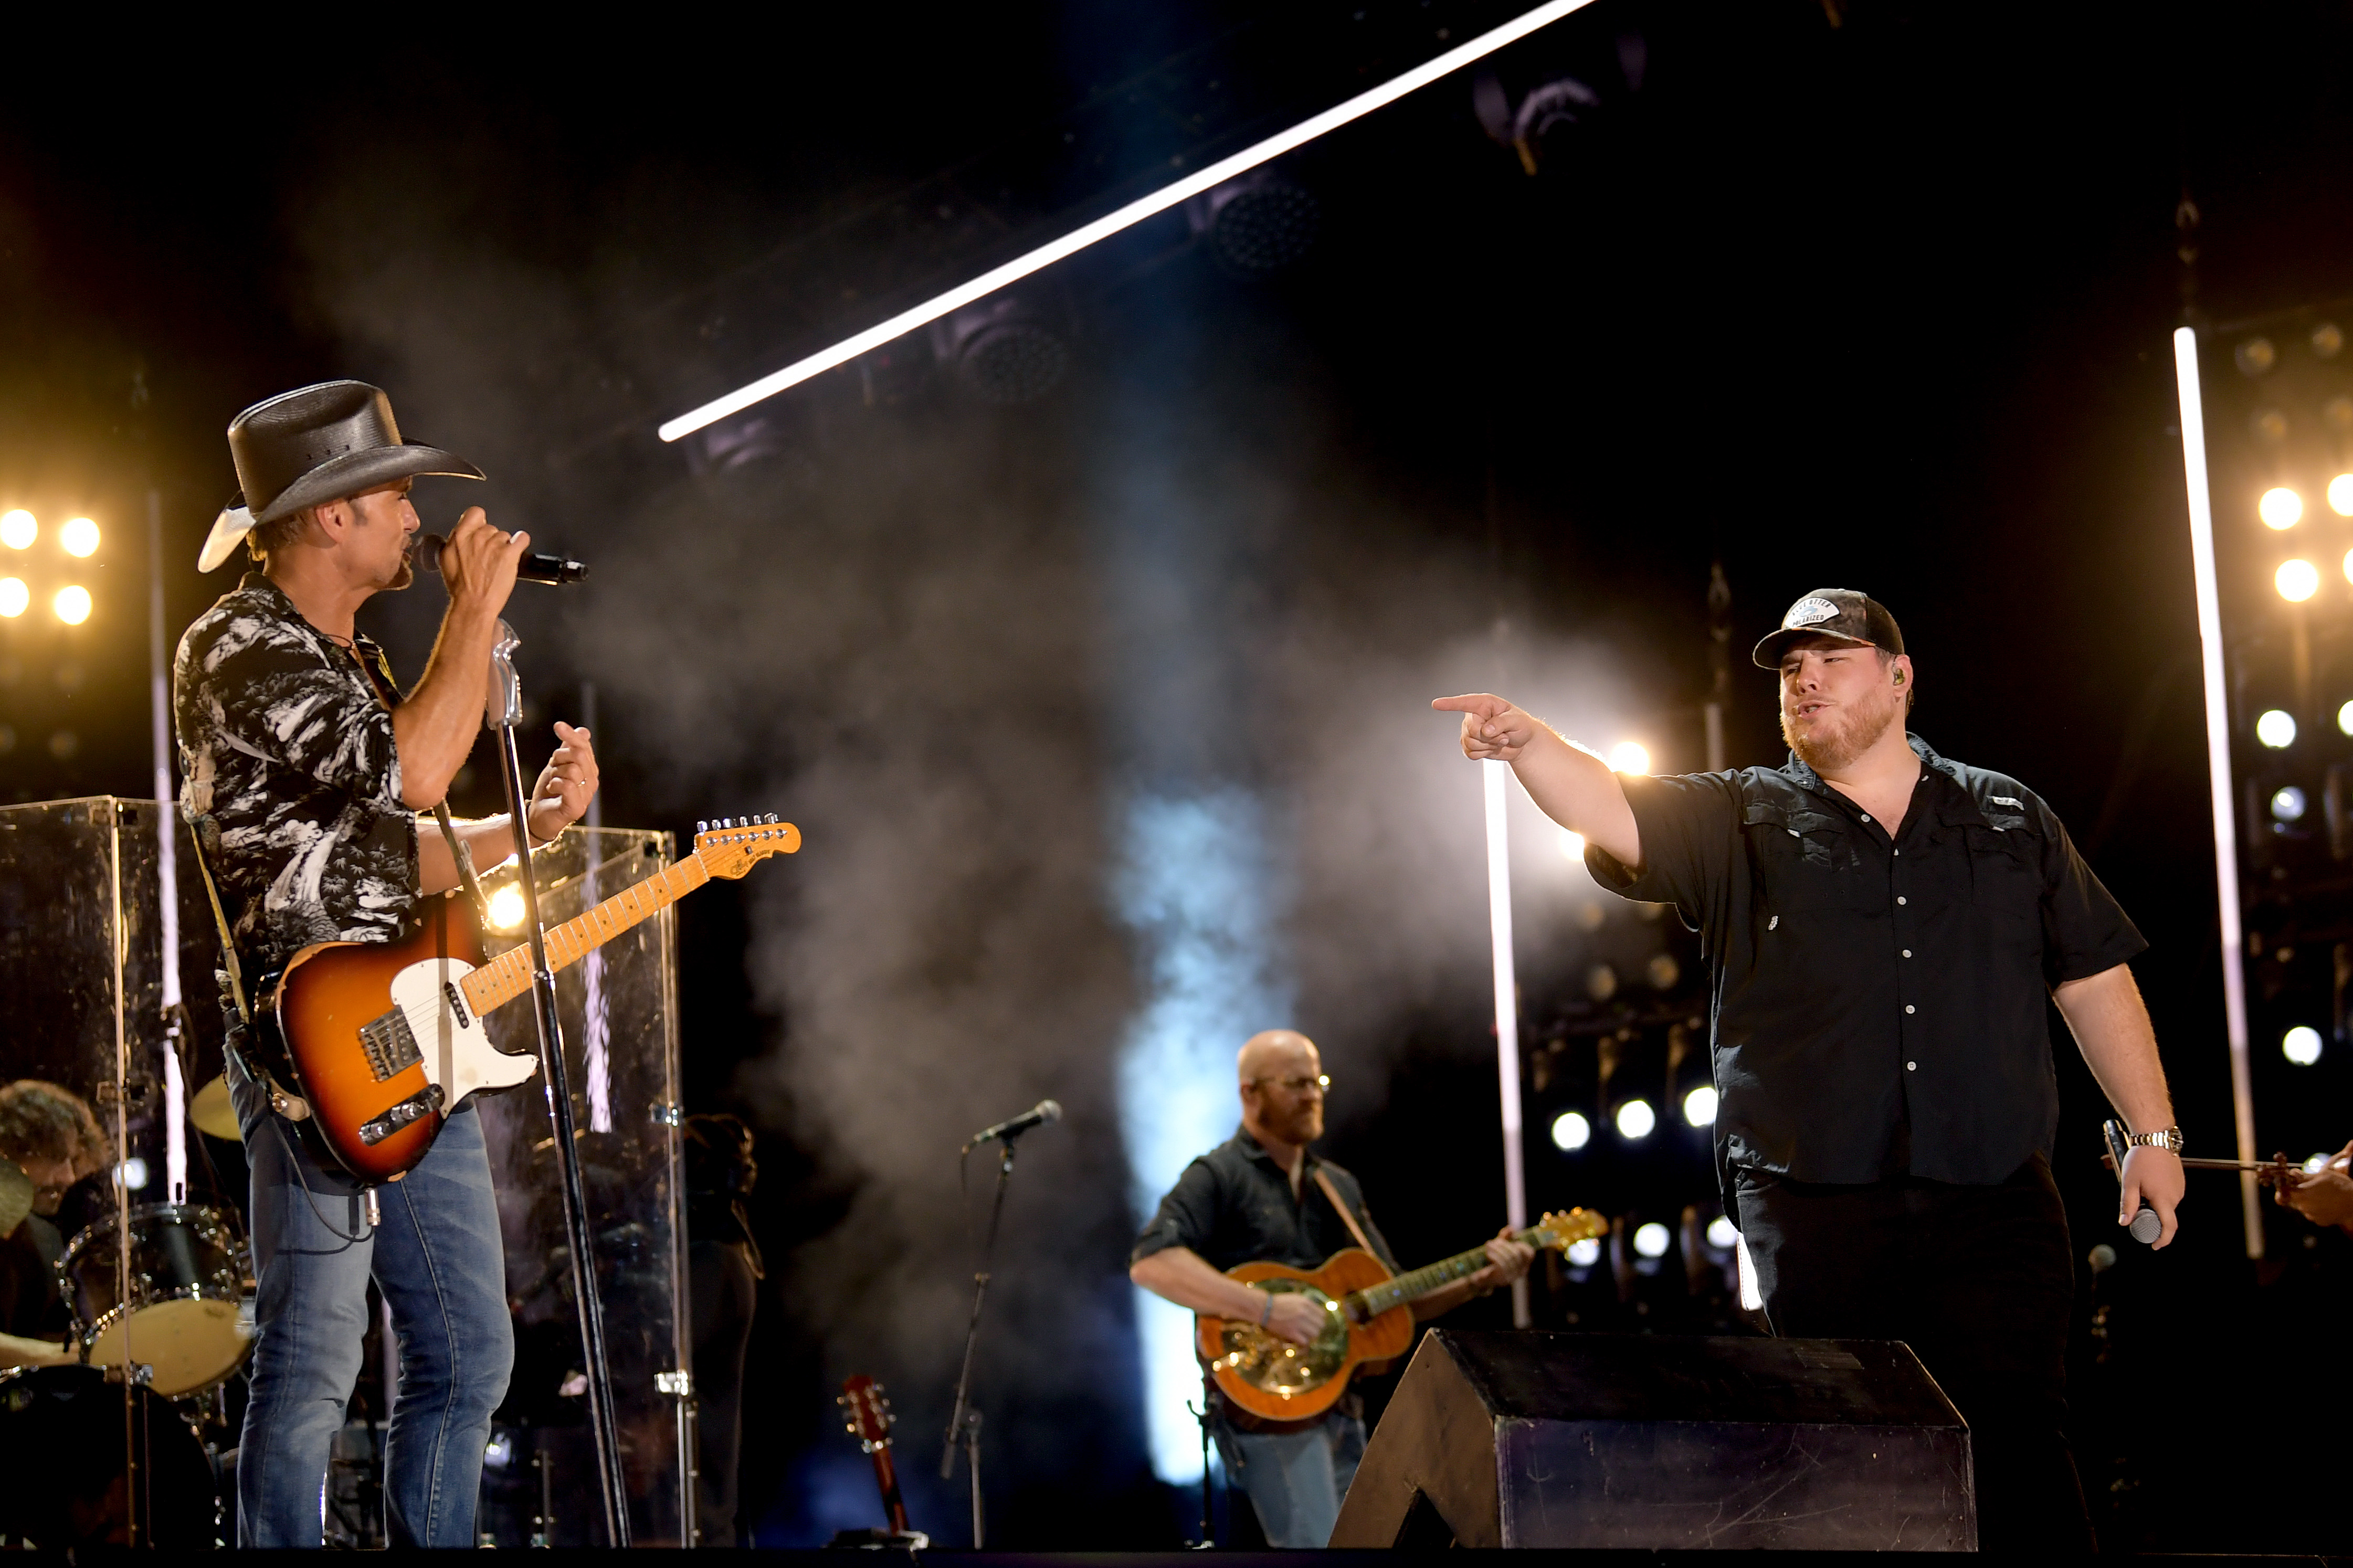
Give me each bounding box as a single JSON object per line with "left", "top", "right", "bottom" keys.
{"left": 1432, "top": 693, "right": 1543, "bottom": 762}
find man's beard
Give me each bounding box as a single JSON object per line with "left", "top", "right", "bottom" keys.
{"left": 1781, "top": 687, "right": 1902, "bottom": 773}
{"left": 385, "top": 557, "right": 415, "bottom": 591}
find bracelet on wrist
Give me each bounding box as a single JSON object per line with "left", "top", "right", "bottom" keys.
{"left": 1258, "top": 1290, "right": 1272, "bottom": 1328}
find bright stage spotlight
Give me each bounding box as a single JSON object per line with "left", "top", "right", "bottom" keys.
{"left": 659, "top": 0, "right": 1599, "bottom": 442}
{"left": 2277, "top": 559, "right": 2320, "bottom": 601}
{"left": 2283, "top": 1025, "right": 2323, "bottom": 1066}
{"left": 2339, "top": 699, "right": 2353, "bottom": 736}
{"left": 0, "top": 511, "right": 32, "bottom": 549}
{"left": 1682, "top": 1084, "right": 1718, "bottom": 1127}
{"left": 2343, "top": 546, "right": 2353, "bottom": 586}
{"left": 1607, "top": 741, "right": 1650, "bottom": 775}
{"left": 2261, "top": 487, "right": 2304, "bottom": 528}
{"left": 2272, "top": 786, "right": 2307, "bottom": 823}
{"left": 2304, "top": 1153, "right": 2331, "bottom": 1175}
{"left": 1705, "top": 1215, "right": 1738, "bottom": 1249}
{"left": 2257, "top": 709, "right": 2297, "bottom": 748}
{"left": 1565, "top": 1236, "right": 1601, "bottom": 1267}
{"left": 52, "top": 586, "right": 90, "bottom": 625}
{"left": 58, "top": 517, "right": 98, "bottom": 558}
{"left": 2332, "top": 475, "right": 2353, "bottom": 516}
{"left": 1559, "top": 828, "right": 1585, "bottom": 860}
{"left": 1550, "top": 1109, "right": 1591, "bottom": 1151}
{"left": 1632, "top": 1222, "right": 1671, "bottom": 1258}
{"left": 1615, "top": 1098, "right": 1655, "bottom": 1140}
{"left": 488, "top": 884, "right": 527, "bottom": 931}
{"left": 0, "top": 578, "right": 25, "bottom": 618}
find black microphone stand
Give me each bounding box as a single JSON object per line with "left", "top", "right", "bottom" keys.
{"left": 941, "top": 1126, "right": 1038, "bottom": 1548}
{"left": 487, "top": 622, "right": 631, "bottom": 1546}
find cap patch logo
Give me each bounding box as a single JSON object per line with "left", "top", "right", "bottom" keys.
{"left": 1785, "top": 596, "right": 1841, "bottom": 629}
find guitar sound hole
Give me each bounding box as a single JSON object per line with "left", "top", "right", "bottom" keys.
{"left": 1218, "top": 1284, "right": 1349, "bottom": 1397}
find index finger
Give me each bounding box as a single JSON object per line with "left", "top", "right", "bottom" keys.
{"left": 1432, "top": 694, "right": 1508, "bottom": 718}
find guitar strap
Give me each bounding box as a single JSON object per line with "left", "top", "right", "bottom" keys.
{"left": 352, "top": 639, "right": 493, "bottom": 929}
{"left": 1312, "top": 1167, "right": 1379, "bottom": 1258}
{"left": 183, "top": 807, "right": 314, "bottom": 1122}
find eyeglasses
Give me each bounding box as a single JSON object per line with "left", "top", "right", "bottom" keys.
{"left": 1248, "top": 1074, "right": 1330, "bottom": 1095}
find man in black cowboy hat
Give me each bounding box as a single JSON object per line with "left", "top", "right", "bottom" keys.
{"left": 1433, "top": 589, "right": 2185, "bottom": 1550}
{"left": 175, "top": 380, "right": 599, "bottom": 1548}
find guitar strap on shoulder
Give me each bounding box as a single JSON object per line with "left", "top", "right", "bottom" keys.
{"left": 1312, "top": 1166, "right": 1379, "bottom": 1258}
{"left": 183, "top": 806, "right": 313, "bottom": 1123}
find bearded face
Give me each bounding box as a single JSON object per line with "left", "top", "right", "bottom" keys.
{"left": 1778, "top": 641, "right": 1907, "bottom": 773}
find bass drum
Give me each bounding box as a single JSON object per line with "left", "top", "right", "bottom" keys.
{"left": 0, "top": 1365, "right": 218, "bottom": 1549}
{"left": 59, "top": 1203, "right": 253, "bottom": 1397}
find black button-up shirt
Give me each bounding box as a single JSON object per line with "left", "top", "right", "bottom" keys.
{"left": 1131, "top": 1128, "right": 1399, "bottom": 1274}
{"left": 1587, "top": 734, "right": 2145, "bottom": 1192}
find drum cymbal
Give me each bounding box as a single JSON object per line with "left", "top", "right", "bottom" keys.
{"left": 0, "top": 1157, "right": 31, "bottom": 1238}
{"left": 189, "top": 1076, "right": 240, "bottom": 1142}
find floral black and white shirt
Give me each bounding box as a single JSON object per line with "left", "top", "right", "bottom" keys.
{"left": 174, "top": 573, "right": 419, "bottom": 973}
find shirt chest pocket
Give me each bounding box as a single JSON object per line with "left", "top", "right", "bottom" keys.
{"left": 1963, "top": 819, "right": 2042, "bottom": 922}
{"left": 1743, "top": 800, "right": 1877, "bottom": 913}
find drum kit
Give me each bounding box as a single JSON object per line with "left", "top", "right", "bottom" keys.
{"left": 0, "top": 1075, "right": 252, "bottom": 1551}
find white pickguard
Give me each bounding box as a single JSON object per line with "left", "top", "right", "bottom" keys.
{"left": 387, "top": 958, "right": 540, "bottom": 1109}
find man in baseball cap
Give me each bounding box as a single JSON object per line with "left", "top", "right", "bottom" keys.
{"left": 1432, "top": 587, "right": 2182, "bottom": 1549}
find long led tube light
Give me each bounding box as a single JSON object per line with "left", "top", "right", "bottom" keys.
{"left": 2172, "top": 324, "right": 2263, "bottom": 1260}
{"left": 1483, "top": 760, "right": 1532, "bottom": 1329}
{"left": 660, "top": 0, "right": 1596, "bottom": 442}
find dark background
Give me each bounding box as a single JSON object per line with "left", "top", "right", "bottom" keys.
{"left": 4, "top": 0, "right": 2351, "bottom": 1550}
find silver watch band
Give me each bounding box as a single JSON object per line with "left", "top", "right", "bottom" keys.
{"left": 2124, "top": 1126, "right": 2184, "bottom": 1154}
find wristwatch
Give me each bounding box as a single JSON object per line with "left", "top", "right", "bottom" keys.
{"left": 2124, "top": 1125, "right": 2185, "bottom": 1154}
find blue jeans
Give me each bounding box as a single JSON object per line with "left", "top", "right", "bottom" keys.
{"left": 230, "top": 1053, "right": 514, "bottom": 1547}
{"left": 1215, "top": 1408, "right": 1366, "bottom": 1548}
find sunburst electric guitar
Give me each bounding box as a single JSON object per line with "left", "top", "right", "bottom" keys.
{"left": 262, "top": 817, "right": 799, "bottom": 1182}
{"left": 1198, "top": 1208, "right": 1608, "bottom": 1423}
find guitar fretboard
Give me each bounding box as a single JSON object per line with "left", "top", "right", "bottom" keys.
{"left": 461, "top": 854, "right": 710, "bottom": 1016}
{"left": 1344, "top": 1225, "right": 1549, "bottom": 1319}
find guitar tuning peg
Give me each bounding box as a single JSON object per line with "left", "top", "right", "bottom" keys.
{"left": 697, "top": 820, "right": 709, "bottom": 834}
{"left": 766, "top": 812, "right": 778, "bottom": 823}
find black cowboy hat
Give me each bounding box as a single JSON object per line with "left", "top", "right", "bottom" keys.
{"left": 198, "top": 380, "right": 483, "bottom": 571}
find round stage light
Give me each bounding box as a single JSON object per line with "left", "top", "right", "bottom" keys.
{"left": 1705, "top": 1215, "right": 1738, "bottom": 1249}
{"left": 52, "top": 586, "right": 90, "bottom": 625}
{"left": 2236, "top": 336, "right": 2277, "bottom": 376}
{"left": 2272, "top": 786, "right": 2307, "bottom": 823}
{"left": 2339, "top": 700, "right": 2353, "bottom": 737}
{"left": 0, "top": 511, "right": 33, "bottom": 549}
{"left": 2277, "top": 559, "right": 2320, "bottom": 601}
{"left": 2304, "top": 1153, "right": 2331, "bottom": 1175}
{"left": 1549, "top": 1110, "right": 1591, "bottom": 1152}
{"left": 1683, "top": 1085, "right": 1719, "bottom": 1127}
{"left": 1559, "top": 828, "right": 1585, "bottom": 861}
{"left": 1632, "top": 1222, "right": 1671, "bottom": 1259}
{"left": 1566, "top": 1237, "right": 1601, "bottom": 1267}
{"left": 2261, "top": 487, "right": 2305, "bottom": 528}
{"left": 488, "top": 884, "right": 527, "bottom": 931}
{"left": 0, "top": 578, "right": 25, "bottom": 618}
{"left": 2318, "top": 322, "right": 2347, "bottom": 360}
{"left": 2283, "top": 1025, "right": 2323, "bottom": 1066}
{"left": 58, "top": 517, "right": 98, "bottom": 557}
{"left": 2257, "top": 709, "right": 2297, "bottom": 748}
{"left": 1615, "top": 1098, "right": 1656, "bottom": 1140}
{"left": 117, "top": 1157, "right": 148, "bottom": 1192}
{"left": 1607, "top": 741, "right": 1651, "bottom": 775}
{"left": 2333, "top": 475, "right": 2353, "bottom": 516}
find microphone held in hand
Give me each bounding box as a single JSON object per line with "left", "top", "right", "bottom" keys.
{"left": 2103, "top": 1118, "right": 2164, "bottom": 1245}
{"left": 963, "top": 1100, "right": 1061, "bottom": 1152}
{"left": 416, "top": 532, "right": 588, "bottom": 587}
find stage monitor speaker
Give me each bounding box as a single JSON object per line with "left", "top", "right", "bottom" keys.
{"left": 1330, "top": 1329, "right": 1974, "bottom": 1551}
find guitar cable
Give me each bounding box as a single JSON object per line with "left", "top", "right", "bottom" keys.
{"left": 268, "top": 1115, "right": 377, "bottom": 1245}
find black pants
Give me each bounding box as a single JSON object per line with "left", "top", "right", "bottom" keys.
{"left": 690, "top": 1239, "right": 759, "bottom": 1546}
{"left": 1735, "top": 1153, "right": 2090, "bottom": 1553}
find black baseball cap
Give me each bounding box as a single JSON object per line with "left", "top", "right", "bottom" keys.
{"left": 1751, "top": 588, "right": 1905, "bottom": 670}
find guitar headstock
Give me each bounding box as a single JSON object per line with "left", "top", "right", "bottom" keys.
{"left": 694, "top": 814, "right": 803, "bottom": 879}
{"left": 838, "top": 1374, "right": 894, "bottom": 1451}
{"left": 1530, "top": 1207, "right": 1609, "bottom": 1251}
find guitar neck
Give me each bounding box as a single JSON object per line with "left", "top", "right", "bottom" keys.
{"left": 1345, "top": 1225, "right": 1548, "bottom": 1319}
{"left": 461, "top": 854, "right": 710, "bottom": 1016}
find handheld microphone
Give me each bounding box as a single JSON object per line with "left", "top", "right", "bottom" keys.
{"left": 2103, "top": 1119, "right": 2164, "bottom": 1245}
{"left": 963, "top": 1100, "right": 1061, "bottom": 1152}
{"left": 416, "top": 533, "right": 588, "bottom": 587}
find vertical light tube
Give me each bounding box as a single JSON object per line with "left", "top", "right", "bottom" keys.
{"left": 1482, "top": 761, "right": 1531, "bottom": 1327}
{"left": 148, "top": 490, "right": 186, "bottom": 1205}
{"left": 2172, "top": 326, "right": 2263, "bottom": 1259}
{"left": 580, "top": 683, "right": 611, "bottom": 1132}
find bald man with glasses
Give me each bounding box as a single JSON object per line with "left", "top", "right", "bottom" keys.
{"left": 1131, "top": 1029, "right": 1533, "bottom": 1546}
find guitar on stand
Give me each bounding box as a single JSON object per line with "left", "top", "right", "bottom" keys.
{"left": 834, "top": 1376, "right": 927, "bottom": 1550}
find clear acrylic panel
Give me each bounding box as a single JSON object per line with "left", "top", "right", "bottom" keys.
{"left": 469, "top": 823, "right": 692, "bottom": 1549}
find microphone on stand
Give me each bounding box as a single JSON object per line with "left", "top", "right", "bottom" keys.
{"left": 963, "top": 1100, "right": 1061, "bottom": 1153}
{"left": 416, "top": 532, "right": 589, "bottom": 587}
